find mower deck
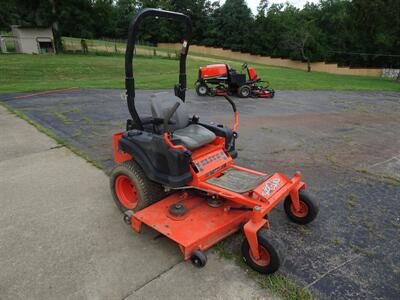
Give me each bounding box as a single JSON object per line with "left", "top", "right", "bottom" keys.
{"left": 132, "top": 193, "right": 250, "bottom": 259}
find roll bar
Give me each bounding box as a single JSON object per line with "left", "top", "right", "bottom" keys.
{"left": 125, "top": 8, "right": 193, "bottom": 130}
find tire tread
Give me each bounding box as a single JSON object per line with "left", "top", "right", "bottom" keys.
{"left": 110, "top": 160, "right": 166, "bottom": 212}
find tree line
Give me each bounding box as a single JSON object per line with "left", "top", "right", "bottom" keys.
{"left": 1, "top": 0, "right": 399, "bottom": 68}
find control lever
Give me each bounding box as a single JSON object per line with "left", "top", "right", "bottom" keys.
{"left": 163, "top": 102, "right": 181, "bottom": 133}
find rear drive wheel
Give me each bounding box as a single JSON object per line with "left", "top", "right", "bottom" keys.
{"left": 238, "top": 85, "right": 251, "bottom": 98}
{"left": 284, "top": 191, "right": 319, "bottom": 225}
{"left": 242, "top": 231, "right": 280, "bottom": 274}
{"left": 110, "top": 160, "right": 165, "bottom": 213}
{"left": 196, "top": 83, "right": 208, "bottom": 96}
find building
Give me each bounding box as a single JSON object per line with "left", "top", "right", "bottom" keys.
{"left": 10, "top": 25, "right": 55, "bottom": 54}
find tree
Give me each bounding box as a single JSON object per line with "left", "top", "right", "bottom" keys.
{"left": 280, "top": 4, "right": 323, "bottom": 72}
{"left": 282, "top": 21, "right": 314, "bottom": 72}
{"left": 257, "top": 0, "right": 269, "bottom": 16}
{"left": 114, "top": 0, "right": 138, "bottom": 38}
{"left": 209, "top": 0, "right": 253, "bottom": 52}
{"left": 0, "top": 0, "right": 398, "bottom": 68}
{"left": 48, "top": 0, "right": 62, "bottom": 52}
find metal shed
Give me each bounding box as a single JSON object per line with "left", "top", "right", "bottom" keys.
{"left": 10, "top": 25, "right": 55, "bottom": 54}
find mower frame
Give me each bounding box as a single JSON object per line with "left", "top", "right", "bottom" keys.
{"left": 112, "top": 8, "right": 317, "bottom": 274}
{"left": 114, "top": 126, "right": 306, "bottom": 263}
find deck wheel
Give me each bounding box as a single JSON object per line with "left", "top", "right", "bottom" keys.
{"left": 241, "top": 231, "right": 280, "bottom": 274}
{"left": 284, "top": 191, "right": 319, "bottom": 225}
{"left": 190, "top": 250, "right": 207, "bottom": 268}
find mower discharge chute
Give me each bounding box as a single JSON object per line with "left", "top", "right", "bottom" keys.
{"left": 195, "top": 63, "right": 275, "bottom": 98}
{"left": 110, "top": 8, "right": 318, "bottom": 274}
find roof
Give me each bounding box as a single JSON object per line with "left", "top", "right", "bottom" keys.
{"left": 11, "top": 25, "right": 52, "bottom": 30}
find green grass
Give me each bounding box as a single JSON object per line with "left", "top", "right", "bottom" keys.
{"left": 0, "top": 53, "right": 399, "bottom": 94}
{"left": 214, "top": 242, "right": 315, "bottom": 300}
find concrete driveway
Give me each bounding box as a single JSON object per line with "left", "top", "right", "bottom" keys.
{"left": 0, "top": 105, "right": 275, "bottom": 300}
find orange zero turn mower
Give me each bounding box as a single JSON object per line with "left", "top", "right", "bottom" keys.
{"left": 110, "top": 8, "right": 318, "bottom": 273}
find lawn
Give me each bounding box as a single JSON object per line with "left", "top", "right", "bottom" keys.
{"left": 1, "top": 53, "right": 399, "bottom": 93}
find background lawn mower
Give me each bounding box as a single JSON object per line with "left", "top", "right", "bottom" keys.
{"left": 195, "top": 63, "right": 275, "bottom": 98}
{"left": 110, "top": 8, "right": 318, "bottom": 274}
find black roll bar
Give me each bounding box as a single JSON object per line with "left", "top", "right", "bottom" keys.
{"left": 125, "top": 8, "right": 193, "bottom": 129}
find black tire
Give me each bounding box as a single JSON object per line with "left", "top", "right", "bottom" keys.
{"left": 190, "top": 250, "right": 207, "bottom": 268}
{"left": 110, "top": 160, "right": 166, "bottom": 213}
{"left": 284, "top": 191, "right": 319, "bottom": 225}
{"left": 242, "top": 231, "right": 280, "bottom": 274}
{"left": 196, "top": 83, "right": 208, "bottom": 96}
{"left": 238, "top": 85, "right": 251, "bottom": 98}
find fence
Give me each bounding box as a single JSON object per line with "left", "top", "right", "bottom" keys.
{"left": 61, "top": 37, "right": 179, "bottom": 58}
{"left": 159, "top": 43, "right": 386, "bottom": 77}
{"left": 1, "top": 35, "right": 180, "bottom": 58}
{"left": 3, "top": 35, "right": 398, "bottom": 79}
{"left": 382, "top": 68, "right": 400, "bottom": 79}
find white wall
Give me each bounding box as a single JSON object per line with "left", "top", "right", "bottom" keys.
{"left": 11, "top": 26, "right": 54, "bottom": 54}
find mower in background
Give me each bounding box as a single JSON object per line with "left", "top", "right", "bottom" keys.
{"left": 195, "top": 63, "right": 275, "bottom": 98}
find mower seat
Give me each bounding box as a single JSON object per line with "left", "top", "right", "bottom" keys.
{"left": 150, "top": 94, "right": 216, "bottom": 150}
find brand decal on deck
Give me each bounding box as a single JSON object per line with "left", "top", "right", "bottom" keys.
{"left": 261, "top": 178, "right": 280, "bottom": 196}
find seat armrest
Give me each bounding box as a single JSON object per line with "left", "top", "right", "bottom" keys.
{"left": 197, "top": 122, "right": 237, "bottom": 158}
{"left": 197, "top": 122, "right": 230, "bottom": 137}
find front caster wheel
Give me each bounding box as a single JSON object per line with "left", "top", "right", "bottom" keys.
{"left": 123, "top": 210, "right": 133, "bottom": 225}
{"left": 241, "top": 231, "right": 280, "bottom": 274}
{"left": 284, "top": 191, "right": 319, "bottom": 225}
{"left": 190, "top": 250, "right": 207, "bottom": 268}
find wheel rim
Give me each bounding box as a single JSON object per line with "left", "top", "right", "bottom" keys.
{"left": 193, "top": 258, "right": 201, "bottom": 265}
{"left": 242, "top": 88, "right": 250, "bottom": 97}
{"left": 115, "top": 175, "right": 138, "bottom": 209}
{"left": 290, "top": 200, "right": 309, "bottom": 218}
{"left": 250, "top": 245, "right": 271, "bottom": 266}
{"left": 199, "top": 86, "right": 207, "bottom": 94}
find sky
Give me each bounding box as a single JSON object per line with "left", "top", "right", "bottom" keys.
{"left": 219, "top": 0, "right": 320, "bottom": 14}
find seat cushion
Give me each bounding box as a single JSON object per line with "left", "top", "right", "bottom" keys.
{"left": 173, "top": 124, "right": 216, "bottom": 150}
{"left": 150, "top": 93, "right": 189, "bottom": 131}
